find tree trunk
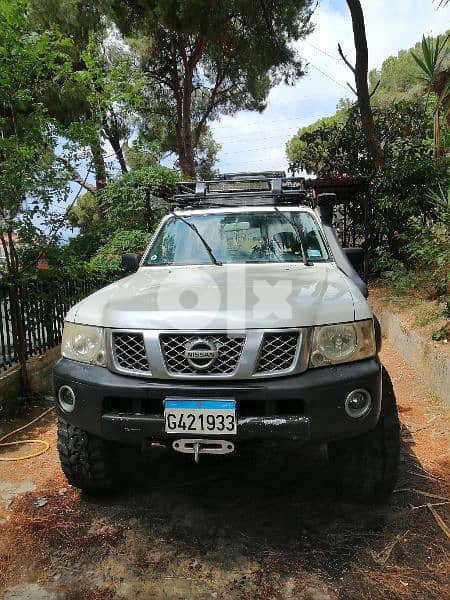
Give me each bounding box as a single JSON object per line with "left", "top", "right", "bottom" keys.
{"left": 433, "top": 105, "right": 441, "bottom": 162}
{"left": 90, "top": 138, "right": 107, "bottom": 218}
{"left": 181, "top": 73, "right": 196, "bottom": 178}
{"left": 90, "top": 139, "right": 107, "bottom": 191}
{"left": 346, "top": 0, "right": 383, "bottom": 170}
{"left": 109, "top": 136, "right": 128, "bottom": 174}
{"left": 103, "top": 112, "right": 128, "bottom": 174}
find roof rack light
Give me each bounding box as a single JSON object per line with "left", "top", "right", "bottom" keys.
{"left": 208, "top": 179, "right": 271, "bottom": 193}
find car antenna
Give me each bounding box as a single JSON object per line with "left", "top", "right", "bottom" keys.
{"left": 170, "top": 212, "right": 222, "bottom": 266}
{"left": 272, "top": 207, "right": 313, "bottom": 267}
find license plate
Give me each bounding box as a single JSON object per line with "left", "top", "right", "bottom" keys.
{"left": 164, "top": 399, "right": 237, "bottom": 435}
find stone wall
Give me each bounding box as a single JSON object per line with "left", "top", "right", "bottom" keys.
{"left": 0, "top": 346, "right": 60, "bottom": 411}
{"left": 376, "top": 309, "right": 450, "bottom": 407}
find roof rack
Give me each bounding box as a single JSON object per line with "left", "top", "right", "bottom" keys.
{"left": 173, "top": 173, "right": 311, "bottom": 208}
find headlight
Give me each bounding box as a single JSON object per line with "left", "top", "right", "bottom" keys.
{"left": 61, "top": 322, "right": 107, "bottom": 366}
{"left": 310, "top": 319, "right": 375, "bottom": 368}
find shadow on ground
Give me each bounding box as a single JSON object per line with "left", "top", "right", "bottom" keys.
{"left": 1, "top": 427, "right": 449, "bottom": 600}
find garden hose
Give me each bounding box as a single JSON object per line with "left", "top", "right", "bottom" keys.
{"left": 0, "top": 406, "right": 54, "bottom": 461}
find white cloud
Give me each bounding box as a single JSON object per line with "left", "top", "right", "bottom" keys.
{"left": 211, "top": 0, "right": 449, "bottom": 175}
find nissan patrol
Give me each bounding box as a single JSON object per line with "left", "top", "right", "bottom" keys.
{"left": 53, "top": 173, "right": 400, "bottom": 502}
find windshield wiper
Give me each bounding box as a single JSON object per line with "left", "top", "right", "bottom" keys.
{"left": 170, "top": 213, "right": 222, "bottom": 266}
{"left": 272, "top": 207, "right": 313, "bottom": 267}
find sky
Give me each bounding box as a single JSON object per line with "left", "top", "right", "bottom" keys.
{"left": 210, "top": 0, "right": 450, "bottom": 175}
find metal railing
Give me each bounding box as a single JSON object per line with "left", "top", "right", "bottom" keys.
{"left": 0, "top": 274, "right": 113, "bottom": 372}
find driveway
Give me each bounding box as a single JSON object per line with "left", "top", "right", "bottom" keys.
{"left": 0, "top": 339, "right": 449, "bottom": 600}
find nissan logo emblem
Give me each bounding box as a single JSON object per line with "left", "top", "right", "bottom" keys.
{"left": 184, "top": 338, "right": 219, "bottom": 370}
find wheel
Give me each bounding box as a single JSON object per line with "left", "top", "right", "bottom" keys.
{"left": 57, "top": 418, "right": 114, "bottom": 494}
{"left": 328, "top": 368, "right": 400, "bottom": 503}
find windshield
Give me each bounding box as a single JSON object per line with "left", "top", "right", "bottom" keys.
{"left": 144, "top": 211, "right": 330, "bottom": 266}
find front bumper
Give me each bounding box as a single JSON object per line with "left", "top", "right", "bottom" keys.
{"left": 53, "top": 357, "right": 382, "bottom": 445}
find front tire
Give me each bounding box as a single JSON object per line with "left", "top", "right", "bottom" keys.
{"left": 57, "top": 418, "right": 114, "bottom": 494}
{"left": 328, "top": 368, "right": 400, "bottom": 503}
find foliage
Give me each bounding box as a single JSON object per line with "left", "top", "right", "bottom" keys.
{"left": 89, "top": 229, "right": 151, "bottom": 272}
{"left": 0, "top": 0, "right": 73, "bottom": 264}
{"left": 370, "top": 155, "right": 446, "bottom": 248}
{"left": 286, "top": 90, "right": 449, "bottom": 280}
{"left": 368, "top": 31, "right": 449, "bottom": 107}
{"left": 108, "top": 0, "right": 315, "bottom": 175}
{"left": 410, "top": 33, "right": 449, "bottom": 161}
{"left": 286, "top": 100, "right": 431, "bottom": 177}
{"left": 371, "top": 204, "right": 449, "bottom": 305}
{"left": 29, "top": 0, "right": 145, "bottom": 186}
{"left": 410, "top": 33, "right": 449, "bottom": 91}
{"left": 194, "top": 128, "right": 221, "bottom": 180}
{"left": 100, "top": 165, "right": 179, "bottom": 231}
{"left": 65, "top": 165, "right": 179, "bottom": 266}
{"left": 286, "top": 106, "right": 365, "bottom": 176}
{"left": 123, "top": 138, "right": 163, "bottom": 171}
{"left": 67, "top": 192, "right": 100, "bottom": 230}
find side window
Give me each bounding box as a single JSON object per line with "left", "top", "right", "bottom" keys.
{"left": 301, "top": 215, "right": 328, "bottom": 261}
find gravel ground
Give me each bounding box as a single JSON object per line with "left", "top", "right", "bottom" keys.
{"left": 0, "top": 338, "right": 449, "bottom": 600}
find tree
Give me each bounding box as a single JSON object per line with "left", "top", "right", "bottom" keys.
{"left": 29, "top": 0, "right": 141, "bottom": 199}
{"left": 287, "top": 101, "right": 431, "bottom": 177}
{"left": 368, "top": 49, "right": 423, "bottom": 107}
{"left": 29, "top": 0, "right": 109, "bottom": 191}
{"left": 0, "top": 0, "right": 73, "bottom": 393}
{"left": 286, "top": 100, "right": 447, "bottom": 254}
{"left": 338, "top": 0, "right": 383, "bottom": 169}
{"left": 66, "top": 164, "right": 179, "bottom": 266}
{"left": 411, "top": 33, "right": 449, "bottom": 161}
{"left": 109, "top": 0, "right": 315, "bottom": 177}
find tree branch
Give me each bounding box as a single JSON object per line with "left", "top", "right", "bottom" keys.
{"left": 338, "top": 43, "right": 356, "bottom": 74}
{"left": 369, "top": 79, "right": 381, "bottom": 99}
{"left": 347, "top": 82, "right": 357, "bottom": 95}
{"left": 46, "top": 159, "right": 95, "bottom": 247}
{"left": 194, "top": 72, "right": 227, "bottom": 146}
{"left": 54, "top": 155, "right": 97, "bottom": 195}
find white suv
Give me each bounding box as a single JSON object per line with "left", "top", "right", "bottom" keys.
{"left": 54, "top": 174, "right": 400, "bottom": 502}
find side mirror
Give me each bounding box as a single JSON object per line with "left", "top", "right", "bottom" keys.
{"left": 343, "top": 247, "right": 365, "bottom": 272}
{"left": 121, "top": 253, "right": 142, "bottom": 273}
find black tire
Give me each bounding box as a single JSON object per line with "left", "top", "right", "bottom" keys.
{"left": 328, "top": 367, "right": 400, "bottom": 503}
{"left": 57, "top": 418, "right": 114, "bottom": 494}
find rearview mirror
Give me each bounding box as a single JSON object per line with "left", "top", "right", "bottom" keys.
{"left": 223, "top": 221, "right": 250, "bottom": 232}
{"left": 121, "top": 253, "right": 142, "bottom": 273}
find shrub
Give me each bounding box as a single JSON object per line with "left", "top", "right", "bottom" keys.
{"left": 89, "top": 229, "right": 151, "bottom": 273}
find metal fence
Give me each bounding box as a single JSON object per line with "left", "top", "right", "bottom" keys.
{"left": 0, "top": 275, "right": 112, "bottom": 372}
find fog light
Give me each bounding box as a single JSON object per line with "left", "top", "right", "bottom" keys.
{"left": 58, "top": 385, "right": 76, "bottom": 413}
{"left": 345, "top": 389, "right": 371, "bottom": 418}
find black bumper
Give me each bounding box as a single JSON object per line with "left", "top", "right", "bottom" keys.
{"left": 53, "top": 358, "right": 382, "bottom": 446}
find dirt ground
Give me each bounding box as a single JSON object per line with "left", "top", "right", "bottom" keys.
{"left": 0, "top": 338, "right": 448, "bottom": 600}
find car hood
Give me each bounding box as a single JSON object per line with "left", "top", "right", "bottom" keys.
{"left": 66, "top": 263, "right": 371, "bottom": 330}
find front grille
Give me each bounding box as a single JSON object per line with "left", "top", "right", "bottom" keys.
{"left": 256, "top": 332, "right": 299, "bottom": 373}
{"left": 160, "top": 334, "right": 245, "bottom": 375}
{"left": 113, "top": 332, "right": 150, "bottom": 372}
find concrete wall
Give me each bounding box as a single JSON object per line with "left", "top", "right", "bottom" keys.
{"left": 0, "top": 346, "right": 60, "bottom": 409}
{"left": 377, "top": 309, "right": 450, "bottom": 407}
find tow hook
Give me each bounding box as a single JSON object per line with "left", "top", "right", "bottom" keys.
{"left": 172, "top": 439, "right": 235, "bottom": 463}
